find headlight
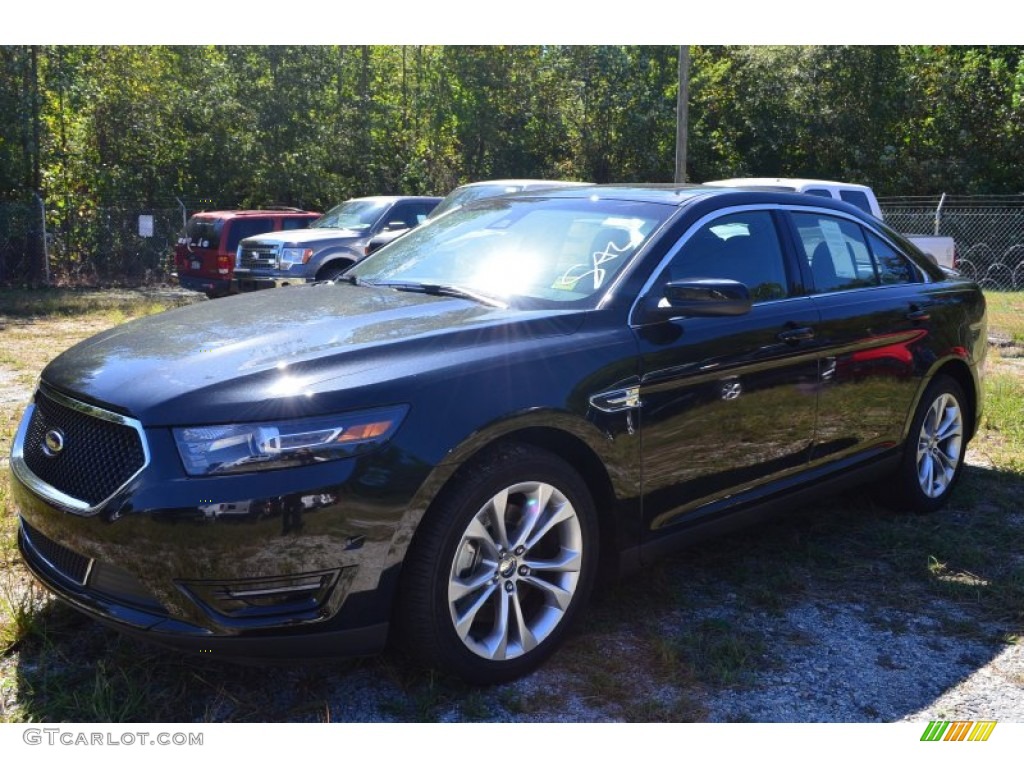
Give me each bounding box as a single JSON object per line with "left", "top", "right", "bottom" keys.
{"left": 173, "top": 405, "right": 408, "bottom": 476}
{"left": 280, "top": 247, "right": 313, "bottom": 267}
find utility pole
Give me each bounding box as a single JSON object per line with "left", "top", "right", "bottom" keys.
{"left": 674, "top": 45, "right": 690, "bottom": 184}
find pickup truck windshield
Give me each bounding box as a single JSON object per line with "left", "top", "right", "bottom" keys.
{"left": 313, "top": 200, "right": 388, "bottom": 230}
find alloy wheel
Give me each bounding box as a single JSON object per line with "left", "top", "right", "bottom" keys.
{"left": 446, "top": 481, "right": 583, "bottom": 661}
{"left": 915, "top": 391, "right": 964, "bottom": 498}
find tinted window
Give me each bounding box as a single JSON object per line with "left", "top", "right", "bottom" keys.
{"left": 804, "top": 188, "right": 832, "bottom": 198}
{"left": 387, "top": 203, "right": 436, "bottom": 230}
{"left": 665, "top": 211, "right": 789, "bottom": 302}
{"left": 792, "top": 213, "right": 878, "bottom": 293}
{"left": 281, "top": 217, "right": 314, "bottom": 231}
{"left": 226, "top": 219, "right": 274, "bottom": 252}
{"left": 839, "top": 189, "right": 873, "bottom": 215}
{"left": 867, "top": 232, "right": 915, "bottom": 284}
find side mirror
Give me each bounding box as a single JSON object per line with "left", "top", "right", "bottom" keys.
{"left": 645, "top": 278, "right": 752, "bottom": 320}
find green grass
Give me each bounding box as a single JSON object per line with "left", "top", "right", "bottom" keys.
{"left": 0, "top": 286, "right": 192, "bottom": 320}
{"left": 980, "top": 370, "right": 1024, "bottom": 473}
{"left": 984, "top": 290, "right": 1024, "bottom": 343}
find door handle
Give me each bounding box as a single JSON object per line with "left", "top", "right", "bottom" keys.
{"left": 906, "top": 305, "right": 931, "bottom": 321}
{"left": 777, "top": 326, "right": 815, "bottom": 343}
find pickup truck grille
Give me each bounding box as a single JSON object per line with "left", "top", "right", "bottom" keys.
{"left": 238, "top": 243, "right": 279, "bottom": 270}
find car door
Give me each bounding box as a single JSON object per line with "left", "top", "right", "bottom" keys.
{"left": 632, "top": 207, "right": 821, "bottom": 541}
{"left": 784, "top": 209, "right": 932, "bottom": 467}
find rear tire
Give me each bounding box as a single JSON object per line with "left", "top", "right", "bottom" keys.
{"left": 395, "top": 443, "right": 598, "bottom": 684}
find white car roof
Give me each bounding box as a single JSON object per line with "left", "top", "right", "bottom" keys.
{"left": 704, "top": 177, "right": 873, "bottom": 193}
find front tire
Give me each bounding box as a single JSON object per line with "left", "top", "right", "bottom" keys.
{"left": 395, "top": 443, "right": 598, "bottom": 684}
{"left": 890, "top": 375, "right": 968, "bottom": 513}
{"left": 315, "top": 262, "right": 352, "bottom": 282}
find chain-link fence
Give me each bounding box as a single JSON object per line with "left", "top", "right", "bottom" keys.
{"left": 881, "top": 195, "right": 1024, "bottom": 291}
{"left": 4, "top": 194, "right": 1024, "bottom": 289}
{"left": 0, "top": 201, "right": 39, "bottom": 285}
{"left": 0, "top": 198, "right": 244, "bottom": 286}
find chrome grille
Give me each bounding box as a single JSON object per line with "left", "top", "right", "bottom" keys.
{"left": 238, "top": 243, "right": 278, "bottom": 270}
{"left": 13, "top": 386, "right": 149, "bottom": 513}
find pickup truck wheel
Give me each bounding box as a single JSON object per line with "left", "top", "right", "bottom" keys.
{"left": 315, "top": 263, "right": 351, "bottom": 282}
{"left": 395, "top": 443, "right": 598, "bottom": 684}
{"left": 885, "top": 375, "right": 967, "bottom": 514}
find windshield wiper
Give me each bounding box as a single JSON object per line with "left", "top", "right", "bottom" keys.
{"left": 385, "top": 282, "right": 508, "bottom": 309}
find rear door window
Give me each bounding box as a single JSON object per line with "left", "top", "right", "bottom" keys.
{"left": 792, "top": 213, "right": 877, "bottom": 293}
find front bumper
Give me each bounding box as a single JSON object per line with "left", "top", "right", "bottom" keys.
{"left": 233, "top": 270, "right": 312, "bottom": 292}
{"left": 9, "top": 420, "right": 415, "bottom": 659}
{"left": 18, "top": 518, "right": 388, "bottom": 658}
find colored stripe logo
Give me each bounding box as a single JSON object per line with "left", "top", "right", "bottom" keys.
{"left": 921, "top": 721, "right": 997, "bottom": 741}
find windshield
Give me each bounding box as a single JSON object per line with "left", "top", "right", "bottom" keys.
{"left": 313, "top": 200, "right": 389, "bottom": 230}
{"left": 429, "top": 184, "right": 526, "bottom": 220}
{"left": 349, "top": 197, "right": 671, "bottom": 307}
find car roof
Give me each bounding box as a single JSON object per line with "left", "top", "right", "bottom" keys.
{"left": 452, "top": 179, "right": 589, "bottom": 191}
{"left": 347, "top": 195, "right": 444, "bottom": 204}
{"left": 501, "top": 183, "right": 877, "bottom": 219}
{"left": 705, "top": 178, "right": 873, "bottom": 193}
{"left": 508, "top": 183, "right": 727, "bottom": 206}
{"left": 190, "top": 209, "right": 318, "bottom": 219}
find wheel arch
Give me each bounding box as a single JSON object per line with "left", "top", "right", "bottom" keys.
{"left": 915, "top": 357, "right": 981, "bottom": 442}
{"left": 311, "top": 247, "right": 359, "bottom": 279}
{"left": 381, "top": 417, "right": 627, "bottom": 633}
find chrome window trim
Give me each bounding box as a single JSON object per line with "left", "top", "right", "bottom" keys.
{"left": 787, "top": 207, "right": 933, "bottom": 286}
{"left": 10, "top": 384, "right": 151, "bottom": 516}
{"left": 628, "top": 202, "right": 933, "bottom": 324}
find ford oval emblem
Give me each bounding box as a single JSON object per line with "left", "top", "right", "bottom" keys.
{"left": 42, "top": 429, "right": 65, "bottom": 457}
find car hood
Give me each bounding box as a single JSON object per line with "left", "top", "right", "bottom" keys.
{"left": 246, "top": 227, "right": 365, "bottom": 246}
{"left": 40, "top": 285, "right": 586, "bottom": 426}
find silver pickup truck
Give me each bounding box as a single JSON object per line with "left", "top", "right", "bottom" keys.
{"left": 705, "top": 178, "right": 957, "bottom": 269}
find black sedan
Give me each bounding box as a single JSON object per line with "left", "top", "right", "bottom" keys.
{"left": 10, "top": 185, "right": 986, "bottom": 683}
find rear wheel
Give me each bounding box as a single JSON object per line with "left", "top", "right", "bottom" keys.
{"left": 395, "top": 443, "right": 598, "bottom": 683}
{"left": 888, "top": 375, "right": 968, "bottom": 513}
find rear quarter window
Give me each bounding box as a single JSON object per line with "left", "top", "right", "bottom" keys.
{"left": 838, "top": 190, "right": 873, "bottom": 215}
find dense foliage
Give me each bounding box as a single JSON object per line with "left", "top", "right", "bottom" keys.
{"left": 5, "top": 45, "right": 1024, "bottom": 206}
{"left": 2, "top": 45, "right": 1023, "bottom": 281}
